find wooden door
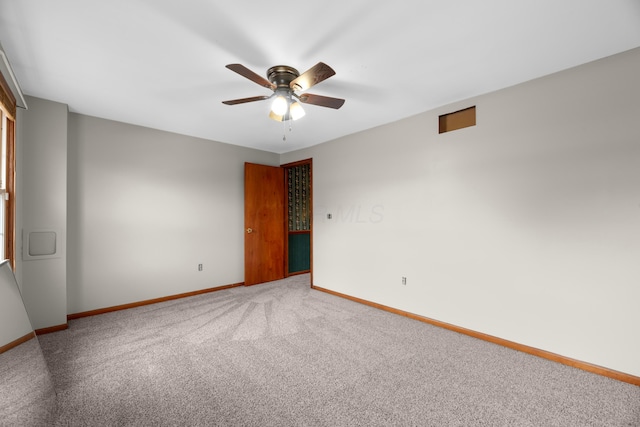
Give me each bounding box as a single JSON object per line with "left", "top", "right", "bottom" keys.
{"left": 244, "top": 162, "right": 286, "bottom": 286}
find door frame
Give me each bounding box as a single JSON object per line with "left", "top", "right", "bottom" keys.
{"left": 281, "top": 158, "right": 312, "bottom": 284}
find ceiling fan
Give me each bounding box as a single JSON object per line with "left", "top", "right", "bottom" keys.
{"left": 222, "top": 62, "right": 345, "bottom": 122}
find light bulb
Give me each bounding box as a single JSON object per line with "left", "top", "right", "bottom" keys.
{"left": 271, "top": 95, "right": 288, "bottom": 116}
{"left": 289, "top": 101, "right": 305, "bottom": 121}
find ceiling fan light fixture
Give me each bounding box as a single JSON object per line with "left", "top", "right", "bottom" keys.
{"left": 271, "top": 94, "right": 288, "bottom": 116}
{"left": 268, "top": 110, "right": 285, "bottom": 122}
{"left": 289, "top": 101, "right": 305, "bottom": 121}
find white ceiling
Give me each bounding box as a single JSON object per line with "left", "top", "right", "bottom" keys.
{"left": 1, "top": 1, "right": 639, "bottom": 154}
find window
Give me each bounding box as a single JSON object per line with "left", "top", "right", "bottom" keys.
{"left": 0, "top": 110, "right": 6, "bottom": 259}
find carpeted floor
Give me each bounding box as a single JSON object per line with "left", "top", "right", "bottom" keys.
{"left": 0, "top": 338, "right": 57, "bottom": 426}
{"left": 38, "top": 274, "right": 640, "bottom": 426}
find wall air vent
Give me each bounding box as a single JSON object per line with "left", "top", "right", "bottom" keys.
{"left": 439, "top": 106, "right": 476, "bottom": 134}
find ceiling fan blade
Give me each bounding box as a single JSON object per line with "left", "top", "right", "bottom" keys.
{"left": 226, "top": 64, "right": 275, "bottom": 90}
{"left": 290, "top": 62, "right": 335, "bottom": 91}
{"left": 298, "top": 93, "right": 345, "bottom": 109}
{"left": 222, "top": 95, "right": 271, "bottom": 105}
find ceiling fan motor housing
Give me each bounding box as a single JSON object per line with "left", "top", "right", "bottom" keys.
{"left": 267, "top": 65, "right": 300, "bottom": 89}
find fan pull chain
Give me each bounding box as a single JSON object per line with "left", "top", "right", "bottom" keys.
{"left": 282, "top": 117, "right": 287, "bottom": 141}
{"left": 282, "top": 113, "right": 294, "bottom": 141}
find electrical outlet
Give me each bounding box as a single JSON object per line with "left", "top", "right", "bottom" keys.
{"left": 402, "top": 277, "right": 407, "bottom": 285}
{"left": 198, "top": 264, "right": 203, "bottom": 271}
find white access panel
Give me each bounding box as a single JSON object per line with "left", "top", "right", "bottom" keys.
{"left": 22, "top": 229, "right": 62, "bottom": 260}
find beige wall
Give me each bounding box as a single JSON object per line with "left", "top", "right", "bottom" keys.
{"left": 282, "top": 47, "right": 640, "bottom": 377}
{"left": 17, "top": 105, "right": 278, "bottom": 318}
{"left": 16, "top": 97, "right": 68, "bottom": 330}
{"left": 66, "top": 114, "right": 279, "bottom": 313}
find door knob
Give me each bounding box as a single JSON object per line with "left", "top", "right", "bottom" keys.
{"left": 246, "top": 228, "right": 253, "bottom": 234}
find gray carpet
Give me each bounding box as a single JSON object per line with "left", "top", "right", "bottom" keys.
{"left": 38, "top": 274, "right": 640, "bottom": 426}
{"left": 0, "top": 338, "right": 57, "bottom": 426}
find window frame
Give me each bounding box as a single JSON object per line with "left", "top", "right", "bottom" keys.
{"left": 0, "top": 69, "right": 17, "bottom": 269}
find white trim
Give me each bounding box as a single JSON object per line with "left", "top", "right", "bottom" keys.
{"left": 0, "top": 42, "right": 27, "bottom": 110}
